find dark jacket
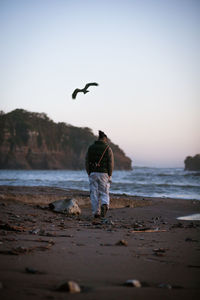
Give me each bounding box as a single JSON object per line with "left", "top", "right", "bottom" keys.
{"left": 85, "top": 140, "right": 114, "bottom": 176}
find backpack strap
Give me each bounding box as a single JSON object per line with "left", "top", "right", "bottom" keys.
{"left": 96, "top": 145, "right": 109, "bottom": 167}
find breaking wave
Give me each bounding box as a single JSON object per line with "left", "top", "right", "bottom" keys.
{"left": 0, "top": 167, "right": 199, "bottom": 200}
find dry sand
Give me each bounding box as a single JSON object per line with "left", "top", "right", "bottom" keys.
{"left": 0, "top": 186, "right": 200, "bottom": 300}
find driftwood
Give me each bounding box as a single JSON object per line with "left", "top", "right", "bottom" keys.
{"left": 131, "top": 229, "right": 167, "bottom": 233}
{"left": 0, "top": 240, "right": 55, "bottom": 255}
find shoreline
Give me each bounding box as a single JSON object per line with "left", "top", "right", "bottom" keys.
{"left": 0, "top": 185, "right": 199, "bottom": 206}
{"left": 0, "top": 166, "right": 199, "bottom": 203}
{"left": 0, "top": 186, "right": 200, "bottom": 299}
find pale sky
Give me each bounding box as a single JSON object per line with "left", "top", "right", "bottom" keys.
{"left": 1, "top": 0, "right": 199, "bottom": 167}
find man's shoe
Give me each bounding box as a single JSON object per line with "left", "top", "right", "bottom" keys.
{"left": 101, "top": 204, "right": 108, "bottom": 218}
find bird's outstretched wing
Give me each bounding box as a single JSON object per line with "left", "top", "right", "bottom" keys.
{"left": 72, "top": 82, "right": 98, "bottom": 99}
{"left": 84, "top": 82, "right": 99, "bottom": 90}
{"left": 72, "top": 88, "right": 81, "bottom": 99}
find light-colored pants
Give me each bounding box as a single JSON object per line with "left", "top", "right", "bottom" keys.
{"left": 89, "top": 172, "right": 110, "bottom": 215}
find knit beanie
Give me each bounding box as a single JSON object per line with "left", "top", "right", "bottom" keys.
{"left": 98, "top": 130, "right": 107, "bottom": 139}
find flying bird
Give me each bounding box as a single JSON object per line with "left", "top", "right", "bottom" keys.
{"left": 72, "top": 82, "right": 99, "bottom": 99}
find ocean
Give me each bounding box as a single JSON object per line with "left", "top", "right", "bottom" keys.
{"left": 0, "top": 167, "right": 199, "bottom": 201}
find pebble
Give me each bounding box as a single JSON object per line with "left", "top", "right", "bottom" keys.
{"left": 25, "top": 267, "right": 38, "bottom": 274}
{"left": 100, "top": 243, "right": 112, "bottom": 246}
{"left": 124, "top": 279, "right": 142, "bottom": 288}
{"left": 116, "top": 240, "right": 128, "bottom": 246}
{"left": 101, "top": 219, "right": 115, "bottom": 225}
{"left": 29, "top": 228, "right": 40, "bottom": 235}
{"left": 158, "top": 283, "right": 172, "bottom": 289}
{"left": 153, "top": 248, "right": 166, "bottom": 253}
{"left": 56, "top": 281, "right": 81, "bottom": 293}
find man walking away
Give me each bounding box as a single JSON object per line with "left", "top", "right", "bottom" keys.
{"left": 85, "top": 130, "right": 114, "bottom": 219}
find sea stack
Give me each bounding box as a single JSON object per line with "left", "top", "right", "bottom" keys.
{"left": 184, "top": 154, "right": 200, "bottom": 171}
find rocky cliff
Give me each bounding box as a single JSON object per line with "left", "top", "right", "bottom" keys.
{"left": 0, "top": 109, "right": 132, "bottom": 170}
{"left": 184, "top": 154, "right": 200, "bottom": 171}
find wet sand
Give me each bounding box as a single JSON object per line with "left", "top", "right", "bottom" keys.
{"left": 0, "top": 186, "right": 200, "bottom": 300}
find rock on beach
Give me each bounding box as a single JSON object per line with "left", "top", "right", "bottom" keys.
{"left": 56, "top": 280, "right": 81, "bottom": 293}
{"left": 49, "top": 198, "right": 81, "bottom": 215}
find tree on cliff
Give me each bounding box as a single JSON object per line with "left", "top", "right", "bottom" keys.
{"left": 0, "top": 109, "right": 132, "bottom": 170}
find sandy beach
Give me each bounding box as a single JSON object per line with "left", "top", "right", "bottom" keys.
{"left": 0, "top": 186, "right": 200, "bottom": 300}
